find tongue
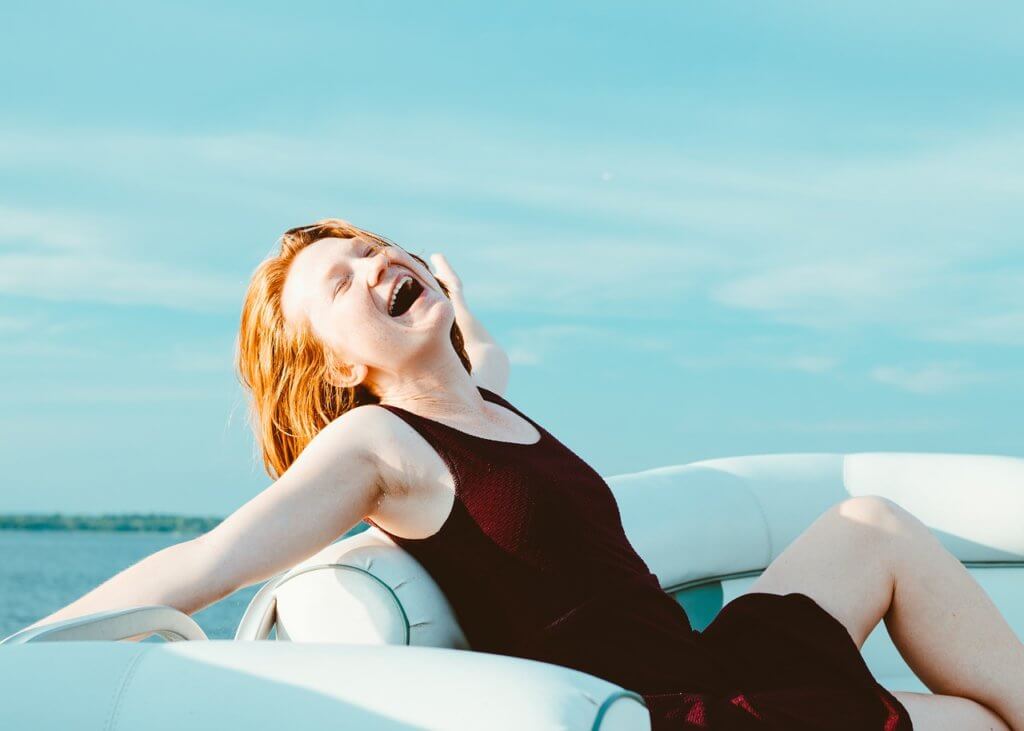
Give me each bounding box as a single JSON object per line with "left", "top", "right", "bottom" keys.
{"left": 390, "top": 279, "right": 423, "bottom": 317}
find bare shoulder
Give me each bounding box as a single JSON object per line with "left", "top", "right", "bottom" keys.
{"left": 270, "top": 406, "right": 393, "bottom": 511}
{"left": 342, "top": 404, "right": 440, "bottom": 494}
{"left": 340, "top": 402, "right": 413, "bottom": 458}
{"left": 328, "top": 400, "right": 393, "bottom": 440}
{"left": 325, "top": 400, "right": 434, "bottom": 445}
{"left": 305, "top": 405, "right": 384, "bottom": 463}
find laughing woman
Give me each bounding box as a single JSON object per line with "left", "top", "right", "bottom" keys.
{"left": 21, "top": 219, "right": 1024, "bottom": 730}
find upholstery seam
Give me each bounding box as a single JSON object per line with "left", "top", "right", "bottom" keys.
{"left": 732, "top": 479, "right": 774, "bottom": 566}
{"left": 104, "top": 645, "right": 149, "bottom": 731}
{"left": 275, "top": 563, "right": 411, "bottom": 644}
{"left": 591, "top": 689, "right": 647, "bottom": 731}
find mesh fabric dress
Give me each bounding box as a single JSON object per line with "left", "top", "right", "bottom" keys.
{"left": 365, "top": 387, "right": 912, "bottom": 730}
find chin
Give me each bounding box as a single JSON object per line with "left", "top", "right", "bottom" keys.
{"left": 419, "top": 296, "right": 454, "bottom": 327}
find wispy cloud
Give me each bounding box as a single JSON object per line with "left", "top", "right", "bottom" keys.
{"left": 923, "top": 311, "right": 1024, "bottom": 346}
{"left": 779, "top": 355, "right": 841, "bottom": 373}
{"left": 504, "top": 321, "right": 845, "bottom": 377}
{"left": 710, "top": 256, "right": 940, "bottom": 328}
{"left": 0, "top": 341, "right": 95, "bottom": 358}
{"left": 673, "top": 351, "right": 841, "bottom": 373}
{"left": 0, "top": 251, "right": 243, "bottom": 311}
{"left": 0, "top": 205, "right": 109, "bottom": 253}
{"left": 507, "top": 346, "right": 542, "bottom": 366}
{"left": 1, "top": 124, "right": 1022, "bottom": 333}
{"left": 870, "top": 362, "right": 987, "bottom": 394}
{"left": 0, "top": 315, "right": 32, "bottom": 333}
{"left": 166, "top": 342, "right": 236, "bottom": 373}
{"left": 0, "top": 311, "right": 99, "bottom": 357}
{"left": 0, "top": 205, "right": 243, "bottom": 311}
{"left": 1, "top": 384, "right": 225, "bottom": 404}
{"left": 741, "top": 416, "right": 959, "bottom": 434}
{"left": 504, "top": 323, "right": 673, "bottom": 366}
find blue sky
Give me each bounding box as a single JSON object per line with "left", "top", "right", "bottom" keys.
{"left": 1, "top": 1, "right": 1021, "bottom": 514}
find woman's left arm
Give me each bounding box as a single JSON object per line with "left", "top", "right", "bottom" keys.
{"left": 430, "top": 252, "right": 510, "bottom": 395}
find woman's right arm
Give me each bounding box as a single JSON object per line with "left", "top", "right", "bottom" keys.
{"left": 19, "top": 407, "right": 385, "bottom": 637}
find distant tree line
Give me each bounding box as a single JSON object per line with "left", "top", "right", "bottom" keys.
{"left": 0, "top": 514, "right": 374, "bottom": 537}
{"left": 0, "top": 513, "right": 225, "bottom": 533}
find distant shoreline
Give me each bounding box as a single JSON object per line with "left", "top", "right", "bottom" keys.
{"left": 0, "top": 514, "right": 224, "bottom": 533}
{"left": 0, "top": 514, "right": 373, "bottom": 537}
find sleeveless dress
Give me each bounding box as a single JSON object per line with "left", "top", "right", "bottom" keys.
{"left": 365, "top": 387, "right": 913, "bottom": 730}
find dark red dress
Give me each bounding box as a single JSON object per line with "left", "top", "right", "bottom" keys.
{"left": 365, "top": 387, "right": 913, "bottom": 730}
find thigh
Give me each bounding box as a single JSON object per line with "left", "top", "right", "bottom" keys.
{"left": 892, "top": 691, "right": 1011, "bottom": 731}
{"left": 742, "top": 496, "right": 902, "bottom": 649}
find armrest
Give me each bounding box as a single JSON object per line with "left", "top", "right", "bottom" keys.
{"left": 0, "top": 605, "right": 208, "bottom": 644}
{"left": 0, "top": 642, "right": 650, "bottom": 730}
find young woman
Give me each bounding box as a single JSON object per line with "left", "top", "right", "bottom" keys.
{"left": 23, "top": 219, "right": 1023, "bottom": 730}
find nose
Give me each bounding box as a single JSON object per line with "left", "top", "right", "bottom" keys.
{"left": 366, "top": 247, "right": 393, "bottom": 289}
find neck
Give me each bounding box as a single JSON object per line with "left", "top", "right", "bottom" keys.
{"left": 374, "top": 349, "right": 486, "bottom": 419}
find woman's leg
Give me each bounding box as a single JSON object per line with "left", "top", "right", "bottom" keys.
{"left": 891, "top": 691, "right": 1010, "bottom": 730}
{"left": 744, "top": 495, "right": 1024, "bottom": 728}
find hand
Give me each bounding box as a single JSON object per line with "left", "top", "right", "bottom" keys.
{"left": 429, "top": 252, "right": 464, "bottom": 300}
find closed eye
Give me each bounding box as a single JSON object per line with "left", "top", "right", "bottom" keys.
{"left": 334, "top": 243, "right": 377, "bottom": 296}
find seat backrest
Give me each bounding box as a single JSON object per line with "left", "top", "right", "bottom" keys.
{"left": 235, "top": 524, "right": 469, "bottom": 647}
{"left": 238, "top": 452, "right": 1024, "bottom": 646}
{"left": 610, "top": 451, "right": 1024, "bottom": 592}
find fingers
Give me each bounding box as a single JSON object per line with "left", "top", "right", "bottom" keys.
{"left": 429, "top": 252, "right": 462, "bottom": 291}
{"left": 429, "top": 252, "right": 450, "bottom": 274}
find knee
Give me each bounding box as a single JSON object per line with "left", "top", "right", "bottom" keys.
{"left": 834, "top": 495, "right": 922, "bottom": 538}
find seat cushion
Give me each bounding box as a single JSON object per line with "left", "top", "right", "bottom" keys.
{"left": 0, "top": 641, "right": 651, "bottom": 731}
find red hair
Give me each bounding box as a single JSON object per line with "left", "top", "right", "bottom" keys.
{"left": 236, "top": 218, "right": 472, "bottom": 479}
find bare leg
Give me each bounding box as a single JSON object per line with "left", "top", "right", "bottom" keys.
{"left": 892, "top": 691, "right": 1010, "bottom": 730}
{"left": 745, "top": 495, "right": 1024, "bottom": 729}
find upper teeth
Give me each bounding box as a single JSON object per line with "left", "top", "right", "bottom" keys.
{"left": 390, "top": 275, "right": 414, "bottom": 313}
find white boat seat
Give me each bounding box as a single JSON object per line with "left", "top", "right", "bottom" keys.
{"left": 240, "top": 452, "right": 1024, "bottom": 694}
{"left": 1, "top": 641, "right": 649, "bottom": 730}
{"left": 5, "top": 452, "right": 1023, "bottom": 730}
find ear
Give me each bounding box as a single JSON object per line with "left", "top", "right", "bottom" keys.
{"left": 329, "top": 361, "right": 369, "bottom": 390}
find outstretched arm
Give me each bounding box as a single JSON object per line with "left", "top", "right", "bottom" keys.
{"left": 19, "top": 408, "right": 383, "bottom": 640}
{"left": 430, "top": 252, "right": 510, "bottom": 396}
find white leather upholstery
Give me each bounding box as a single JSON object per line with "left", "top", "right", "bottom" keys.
{"left": 249, "top": 452, "right": 1024, "bottom": 700}
{"left": 235, "top": 526, "right": 469, "bottom": 648}
{"left": 611, "top": 452, "right": 1024, "bottom": 589}
{"left": 5, "top": 452, "right": 1022, "bottom": 729}
{"left": 611, "top": 452, "right": 1024, "bottom": 696}
{"left": 0, "top": 641, "right": 649, "bottom": 730}
{"left": 843, "top": 453, "right": 1024, "bottom": 561}
{"left": 252, "top": 452, "right": 1023, "bottom": 641}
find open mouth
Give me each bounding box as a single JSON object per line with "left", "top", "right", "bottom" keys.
{"left": 387, "top": 274, "right": 425, "bottom": 318}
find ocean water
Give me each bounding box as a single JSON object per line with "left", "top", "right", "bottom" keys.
{"left": 0, "top": 527, "right": 366, "bottom": 641}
